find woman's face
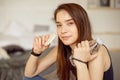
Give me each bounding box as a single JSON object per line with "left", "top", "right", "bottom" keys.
{"left": 56, "top": 10, "right": 78, "bottom": 46}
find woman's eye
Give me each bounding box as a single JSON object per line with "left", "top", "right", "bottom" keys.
{"left": 56, "top": 24, "right": 62, "bottom": 27}
{"left": 67, "top": 22, "right": 74, "bottom": 26}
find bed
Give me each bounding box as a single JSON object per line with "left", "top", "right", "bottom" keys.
{"left": 0, "top": 46, "right": 58, "bottom": 80}
{"left": 0, "top": 22, "right": 34, "bottom": 80}
{"left": 0, "top": 21, "right": 58, "bottom": 80}
{"left": 0, "top": 50, "right": 30, "bottom": 80}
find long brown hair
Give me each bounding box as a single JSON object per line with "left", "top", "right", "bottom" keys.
{"left": 54, "top": 3, "right": 92, "bottom": 80}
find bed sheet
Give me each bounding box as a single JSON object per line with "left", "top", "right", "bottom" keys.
{"left": 0, "top": 33, "right": 34, "bottom": 50}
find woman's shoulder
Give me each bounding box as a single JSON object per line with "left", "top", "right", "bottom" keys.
{"left": 98, "top": 45, "right": 109, "bottom": 54}
{"left": 97, "top": 45, "right": 110, "bottom": 62}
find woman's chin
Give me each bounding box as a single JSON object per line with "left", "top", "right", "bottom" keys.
{"left": 64, "top": 43, "right": 70, "bottom": 46}
{"left": 62, "top": 41, "right": 73, "bottom": 46}
{"left": 61, "top": 39, "right": 76, "bottom": 46}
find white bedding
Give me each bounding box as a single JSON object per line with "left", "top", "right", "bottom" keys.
{"left": 0, "top": 21, "right": 57, "bottom": 50}
{"left": 0, "top": 33, "right": 34, "bottom": 50}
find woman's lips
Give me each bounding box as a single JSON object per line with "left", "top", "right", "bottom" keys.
{"left": 61, "top": 36, "right": 71, "bottom": 40}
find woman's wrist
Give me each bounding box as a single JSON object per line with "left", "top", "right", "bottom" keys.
{"left": 75, "top": 61, "right": 87, "bottom": 68}
{"left": 31, "top": 48, "right": 42, "bottom": 57}
{"left": 69, "top": 55, "right": 87, "bottom": 67}
{"left": 72, "top": 57, "right": 87, "bottom": 65}
{"left": 31, "top": 51, "right": 41, "bottom": 57}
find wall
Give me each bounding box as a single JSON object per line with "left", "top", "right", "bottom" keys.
{"left": 0, "top": 0, "right": 86, "bottom": 32}
{"left": 87, "top": 9, "right": 120, "bottom": 51}
{"left": 0, "top": 0, "right": 120, "bottom": 51}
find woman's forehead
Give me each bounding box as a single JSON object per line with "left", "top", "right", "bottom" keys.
{"left": 56, "top": 10, "right": 73, "bottom": 22}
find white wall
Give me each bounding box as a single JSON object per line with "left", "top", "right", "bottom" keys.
{"left": 87, "top": 9, "right": 120, "bottom": 50}
{"left": 0, "top": 0, "right": 87, "bottom": 32}
{"left": 0, "top": 0, "right": 120, "bottom": 51}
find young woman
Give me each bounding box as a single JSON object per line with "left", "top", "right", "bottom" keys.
{"left": 24, "top": 3, "right": 113, "bottom": 80}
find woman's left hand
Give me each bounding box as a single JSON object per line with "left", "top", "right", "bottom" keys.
{"left": 73, "top": 40, "right": 98, "bottom": 63}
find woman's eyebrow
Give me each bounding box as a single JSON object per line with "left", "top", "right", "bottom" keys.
{"left": 56, "top": 19, "right": 73, "bottom": 23}
{"left": 65, "top": 19, "right": 73, "bottom": 22}
{"left": 56, "top": 21, "right": 60, "bottom": 24}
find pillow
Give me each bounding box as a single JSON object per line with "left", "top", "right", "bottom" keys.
{"left": 2, "top": 44, "right": 25, "bottom": 55}
{"left": 0, "top": 47, "right": 10, "bottom": 60}
{"left": 3, "top": 21, "right": 28, "bottom": 37}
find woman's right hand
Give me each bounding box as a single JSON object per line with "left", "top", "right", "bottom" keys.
{"left": 33, "top": 34, "right": 50, "bottom": 55}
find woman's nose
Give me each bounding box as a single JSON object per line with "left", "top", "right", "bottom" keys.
{"left": 61, "top": 27, "right": 67, "bottom": 33}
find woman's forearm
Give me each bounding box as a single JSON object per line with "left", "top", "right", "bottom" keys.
{"left": 24, "top": 55, "right": 39, "bottom": 77}
{"left": 75, "top": 62, "right": 90, "bottom": 80}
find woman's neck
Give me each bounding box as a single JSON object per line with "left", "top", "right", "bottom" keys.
{"left": 70, "top": 43, "right": 77, "bottom": 53}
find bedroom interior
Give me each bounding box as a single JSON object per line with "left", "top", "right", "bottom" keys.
{"left": 0, "top": 0, "right": 120, "bottom": 80}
